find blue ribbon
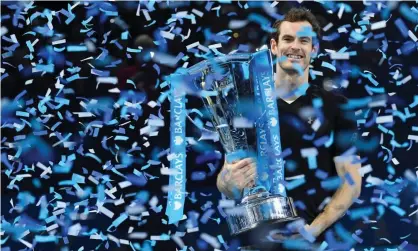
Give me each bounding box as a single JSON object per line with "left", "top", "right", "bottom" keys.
{"left": 251, "top": 49, "right": 287, "bottom": 197}
{"left": 251, "top": 72, "right": 271, "bottom": 195}
{"left": 165, "top": 74, "right": 187, "bottom": 224}
{"left": 225, "top": 150, "right": 248, "bottom": 164}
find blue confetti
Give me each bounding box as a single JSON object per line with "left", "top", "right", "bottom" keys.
{"left": 320, "top": 176, "right": 341, "bottom": 191}
{"left": 394, "top": 18, "right": 409, "bottom": 38}
{"left": 349, "top": 207, "right": 375, "bottom": 220}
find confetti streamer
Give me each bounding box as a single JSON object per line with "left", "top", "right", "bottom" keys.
{"left": 165, "top": 74, "right": 187, "bottom": 224}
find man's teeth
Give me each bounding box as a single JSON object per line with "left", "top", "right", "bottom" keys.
{"left": 286, "top": 54, "right": 302, "bottom": 59}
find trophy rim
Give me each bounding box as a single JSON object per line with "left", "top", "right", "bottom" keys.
{"left": 232, "top": 216, "right": 301, "bottom": 236}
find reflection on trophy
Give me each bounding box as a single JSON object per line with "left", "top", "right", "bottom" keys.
{"left": 187, "top": 49, "right": 300, "bottom": 239}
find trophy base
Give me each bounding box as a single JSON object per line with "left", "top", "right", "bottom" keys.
{"left": 225, "top": 192, "right": 300, "bottom": 236}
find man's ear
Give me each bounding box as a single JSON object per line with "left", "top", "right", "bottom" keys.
{"left": 270, "top": 38, "right": 278, "bottom": 56}
{"left": 310, "top": 42, "right": 319, "bottom": 59}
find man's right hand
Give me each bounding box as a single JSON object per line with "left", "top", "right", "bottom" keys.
{"left": 216, "top": 157, "right": 257, "bottom": 200}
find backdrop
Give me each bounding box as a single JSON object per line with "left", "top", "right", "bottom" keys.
{"left": 1, "top": 1, "right": 418, "bottom": 250}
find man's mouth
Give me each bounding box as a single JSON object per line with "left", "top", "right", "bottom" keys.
{"left": 285, "top": 54, "right": 303, "bottom": 60}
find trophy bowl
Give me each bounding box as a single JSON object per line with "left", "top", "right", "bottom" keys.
{"left": 225, "top": 192, "right": 299, "bottom": 236}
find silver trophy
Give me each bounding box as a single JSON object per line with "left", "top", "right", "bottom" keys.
{"left": 187, "top": 49, "right": 299, "bottom": 238}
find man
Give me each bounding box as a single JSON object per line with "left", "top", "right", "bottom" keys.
{"left": 216, "top": 7, "right": 362, "bottom": 249}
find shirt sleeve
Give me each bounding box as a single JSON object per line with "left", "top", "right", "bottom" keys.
{"left": 333, "top": 94, "right": 359, "bottom": 157}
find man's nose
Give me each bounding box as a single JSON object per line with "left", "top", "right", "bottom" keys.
{"left": 288, "top": 45, "right": 302, "bottom": 55}
{"left": 289, "top": 40, "right": 302, "bottom": 50}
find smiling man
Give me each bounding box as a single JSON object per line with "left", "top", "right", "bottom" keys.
{"left": 270, "top": 8, "right": 320, "bottom": 101}
{"left": 217, "top": 7, "right": 362, "bottom": 250}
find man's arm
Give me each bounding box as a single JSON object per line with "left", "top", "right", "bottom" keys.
{"left": 306, "top": 155, "right": 362, "bottom": 237}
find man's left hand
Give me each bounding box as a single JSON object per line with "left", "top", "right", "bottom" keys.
{"left": 268, "top": 232, "right": 303, "bottom": 242}
{"left": 267, "top": 224, "right": 317, "bottom": 243}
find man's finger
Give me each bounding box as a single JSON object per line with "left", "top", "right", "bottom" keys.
{"left": 270, "top": 234, "right": 286, "bottom": 241}
{"left": 243, "top": 164, "right": 256, "bottom": 177}
{"left": 243, "top": 172, "right": 256, "bottom": 187}
{"left": 237, "top": 164, "right": 253, "bottom": 176}
{"left": 232, "top": 158, "right": 255, "bottom": 169}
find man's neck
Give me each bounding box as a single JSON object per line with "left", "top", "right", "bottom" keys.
{"left": 275, "top": 68, "right": 310, "bottom": 102}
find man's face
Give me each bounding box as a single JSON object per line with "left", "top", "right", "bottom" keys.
{"left": 270, "top": 21, "right": 316, "bottom": 73}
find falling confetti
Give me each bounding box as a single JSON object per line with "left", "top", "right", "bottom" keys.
{"left": 1, "top": 1, "right": 418, "bottom": 251}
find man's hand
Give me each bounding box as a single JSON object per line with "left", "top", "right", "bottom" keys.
{"left": 268, "top": 232, "right": 302, "bottom": 242}
{"left": 266, "top": 224, "right": 315, "bottom": 243}
{"left": 216, "top": 158, "right": 256, "bottom": 200}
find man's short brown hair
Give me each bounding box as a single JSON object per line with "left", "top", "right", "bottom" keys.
{"left": 271, "top": 7, "right": 321, "bottom": 42}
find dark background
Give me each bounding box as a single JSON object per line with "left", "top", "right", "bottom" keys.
{"left": 1, "top": 1, "right": 418, "bottom": 250}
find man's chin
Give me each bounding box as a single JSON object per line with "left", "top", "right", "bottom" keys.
{"left": 280, "top": 63, "right": 306, "bottom": 71}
